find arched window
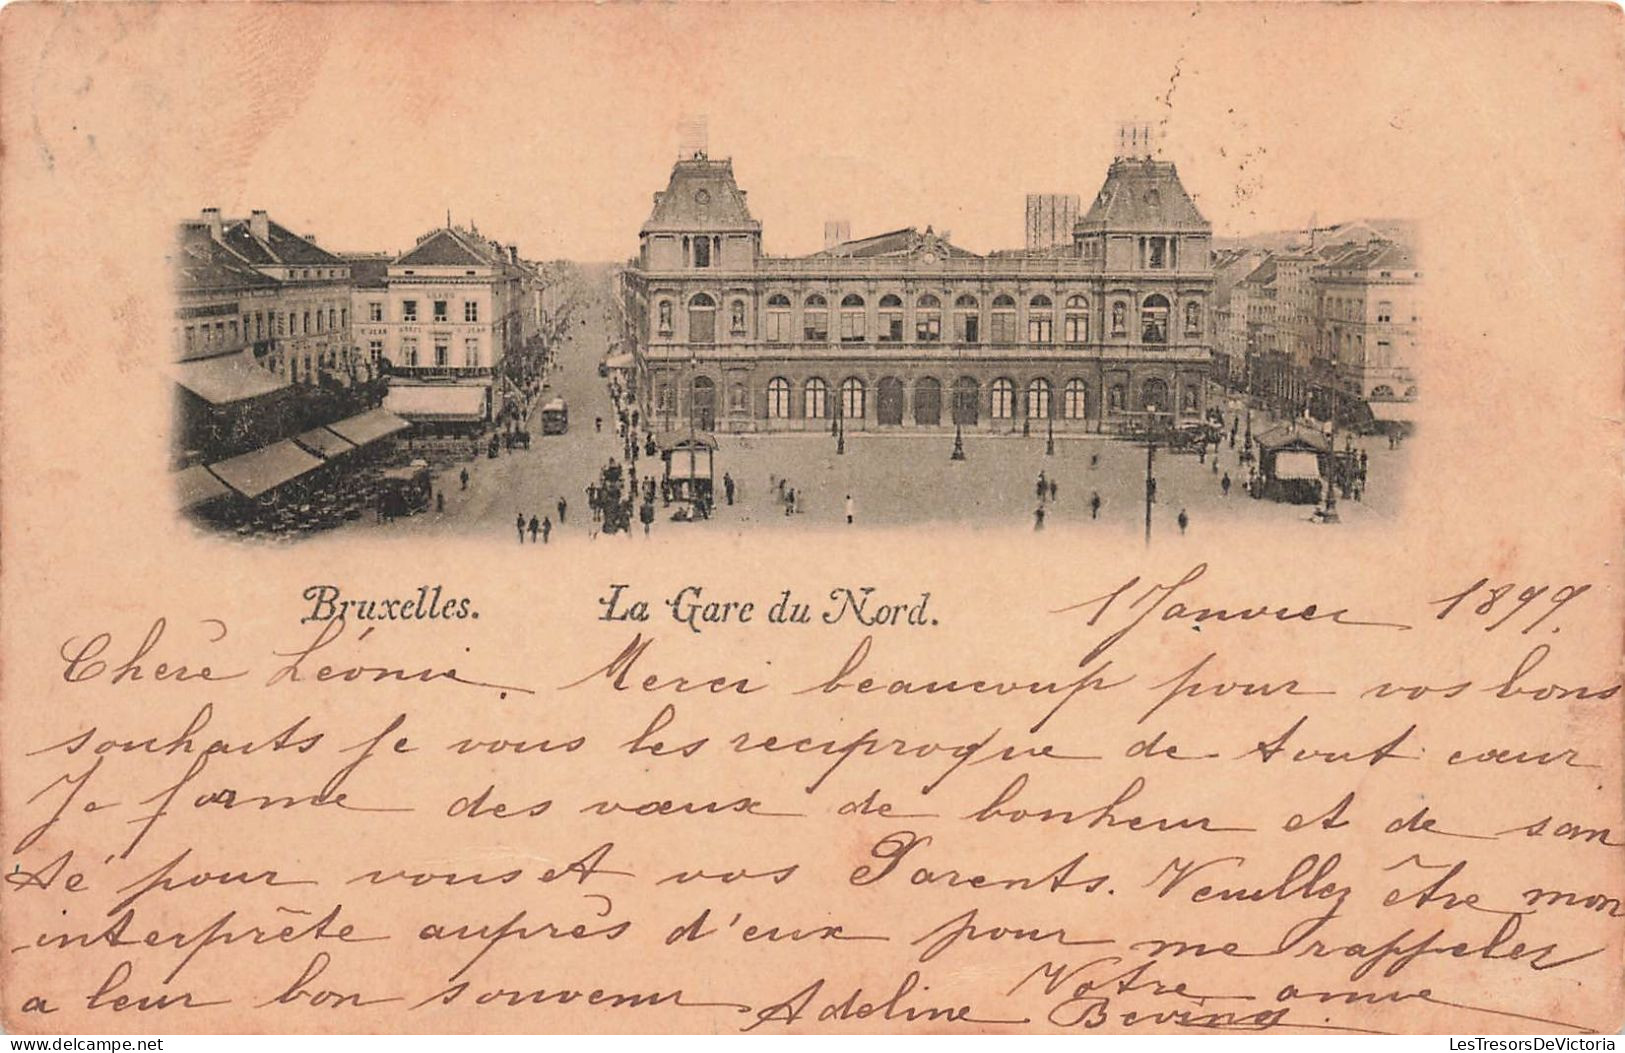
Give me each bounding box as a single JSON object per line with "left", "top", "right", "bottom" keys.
{"left": 1063, "top": 378, "right": 1088, "bottom": 419}
{"left": 954, "top": 294, "right": 980, "bottom": 342}
{"left": 657, "top": 300, "right": 673, "bottom": 334}
{"left": 916, "top": 294, "right": 941, "bottom": 342}
{"left": 840, "top": 377, "right": 866, "bottom": 420}
{"left": 878, "top": 294, "right": 904, "bottom": 342}
{"left": 840, "top": 294, "right": 866, "bottom": 343}
{"left": 804, "top": 377, "right": 828, "bottom": 419}
{"left": 1027, "top": 378, "right": 1052, "bottom": 420}
{"left": 1141, "top": 294, "right": 1170, "bottom": 344}
{"left": 1141, "top": 377, "right": 1170, "bottom": 413}
{"left": 688, "top": 293, "right": 716, "bottom": 343}
{"left": 1028, "top": 295, "right": 1053, "bottom": 343}
{"left": 1370, "top": 384, "right": 1396, "bottom": 400}
{"left": 804, "top": 294, "right": 828, "bottom": 342}
{"left": 1064, "top": 295, "right": 1089, "bottom": 342}
{"left": 914, "top": 377, "right": 942, "bottom": 426}
{"left": 766, "top": 377, "right": 792, "bottom": 418}
{"left": 1184, "top": 301, "right": 1202, "bottom": 336}
{"left": 991, "top": 377, "right": 1015, "bottom": 419}
{"left": 991, "top": 294, "right": 1017, "bottom": 342}
{"left": 729, "top": 299, "right": 747, "bottom": 335}
{"left": 765, "top": 294, "right": 790, "bottom": 342}
{"left": 1111, "top": 300, "right": 1127, "bottom": 337}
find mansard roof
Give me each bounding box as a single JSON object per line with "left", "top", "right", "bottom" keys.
{"left": 642, "top": 154, "right": 760, "bottom": 234}
{"left": 1078, "top": 158, "right": 1210, "bottom": 233}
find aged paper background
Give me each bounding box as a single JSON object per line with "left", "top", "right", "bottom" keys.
{"left": 1, "top": 1, "right": 1622, "bottom": 1036}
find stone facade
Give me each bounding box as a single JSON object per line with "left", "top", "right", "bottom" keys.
{"left": 621, "top": 150, "right": 1215, "bottom": 435}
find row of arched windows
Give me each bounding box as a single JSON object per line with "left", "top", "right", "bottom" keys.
{"left": 657, "top": 291, "right": 1203, "bottom": 345}
{"left": 757, "top": 374, "right": 1197, "bottom": 421}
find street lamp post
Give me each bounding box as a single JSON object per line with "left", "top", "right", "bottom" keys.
{"left": 1142, "top": 405, "right": 1161, "bottom": 546}
{"left": 1046, "top": 413, "right": 1055, "bottom": 456}
{"left": 950, "top": 422, "right": 965, "bottom": 462}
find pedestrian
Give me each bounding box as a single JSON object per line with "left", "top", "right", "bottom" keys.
{"left": 1036, "top": 472, "right": 1047, "bottom": 501}
{"left": 1222, "top": 472, "right": 1232, "bottom": 497}
{"left": 595, "top": 416, "right": 603, "bottom": 433}
{"left": 460, "top": 467, "right": 469, "bottom": 491}
{"left": 1090, "top": 453, "right": 1099, "bottom": 469}
{"left": 516, "top": 513, "right": 525, "bottom": 544}
{"left": 1212, "top": 457, "right": 1219, "bottom": 474}
{"left": 1048, "top": 479, "right": 1058, "bottom": 502}
{"left": 557, "top": 497, "right": 567, "bottom": 524}
{"left": 542, "top": 516, "right": 552, "bottom": 543}
{"left": 1090, "top": 491, "right": 1101, "bottom": 519}
{"left": 723, "top": 472, "right": 735, "bottom": 505}
{"left": 640, "top": 501, "right": 653, "bottom": 536}
{"left": 436, "top": 491, "right": 445, "bottom": 514}
{"left": 845, "top": 494, "right": 855, "bottom": 525}
{"left": 1178, "top": 508, "right": 1189, "bottom": 535}
{"left": 1034, "top": 505, "right": 1045, "bottom": 530}
{"left": 528, "top": 515, "right": 539, "bottom": 542}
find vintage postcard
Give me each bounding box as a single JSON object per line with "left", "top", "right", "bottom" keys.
{"left": 0, "top": 0, "right": 1621, "bottom": 1037}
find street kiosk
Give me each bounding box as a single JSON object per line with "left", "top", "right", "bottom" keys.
{"left": 656, "top": 431, "right": 717, "bottom": 511}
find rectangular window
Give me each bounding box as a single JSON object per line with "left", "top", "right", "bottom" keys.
{"left": 693, "top": 238, "right": 711, "bottom": 268}
{"left": 879, "top": 312, "right": 903, "bottom": 342}
{"left": 766, "top": 312, "right": 789, "bottom": 342}
{"left": 435, "top": 341, "right": 449, "bottom": 366}
{"left": 956, "top": 314, "right": 980, "bottom": 342}
{"left": 991, "top": 314, "right": 1017, "bottom": 343}
{"left": 1028, "top": 316, "right": 1052, "bottom": 343}
{"left": 433, "top": 300, "right": 448, "bottom": 322}
{"left": 840, "top": 312, "right": 865, "bottom": 342}
{"left": 368, "top": 339, "right": 382, "bottom": 362}
{"left": 369, "top": 302, "right": 383, "bottom": 322}
{"left": 465, "top": 301, "right": 479, "bottom": 322}
{"left": 402, "top": 300, "right": 418, "bottom": 322}
{"left": 916, "top": 315, "right": 941, "bottom": 342}
{"left": 402, "top": 339, "right": 418, "bottom": 366}
{"left": 803, "top": 312, "right": 827, "bottom": 342}
{"left": 465, "top": 338, "right": 480, "bottom": 366}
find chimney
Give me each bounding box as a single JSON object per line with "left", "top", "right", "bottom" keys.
{"left": 304, "top": 233, "right": 318, "bottom": 245}
{"left": 508, "top": 244, "right": 519, "bottom": 265}
{"left": 249, "top": 209, "right": 270, "bottom": 242}
{"left": 201, "top": 207, "right": 223, "bottom": 240}
{"left": 823, "top": 219, "right": 850, "bottom": 250}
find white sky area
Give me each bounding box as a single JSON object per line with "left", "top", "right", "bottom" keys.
{"left": 128, "top": 6, "right": 1442, "bottom": 262}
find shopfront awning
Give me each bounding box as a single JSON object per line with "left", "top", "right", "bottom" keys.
{"left": 171, "top": 350, "right": 289, "bottom": 405}
{"left": 385, "top": 384, "right": 488, "bottom": 422}
{"left": 326, "top": 407, "right": 411, "bottom": 446}
{"left": 1274, "top": 450, "right": 1323, "bottom": 481}
{"left": 208, "top": 439, "right": 323, "bottom": 499}
{"left": 173, "top": 464, "right": 233, "bottom": 510}
{"left": 1367, "top": 400, "right": 1419, "bottom": 422}
{"left": 296, "top": 427, "right": 358, "bottom": 459}
{"left": 604, "top": 352, "right": 635, "bottom": 369}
